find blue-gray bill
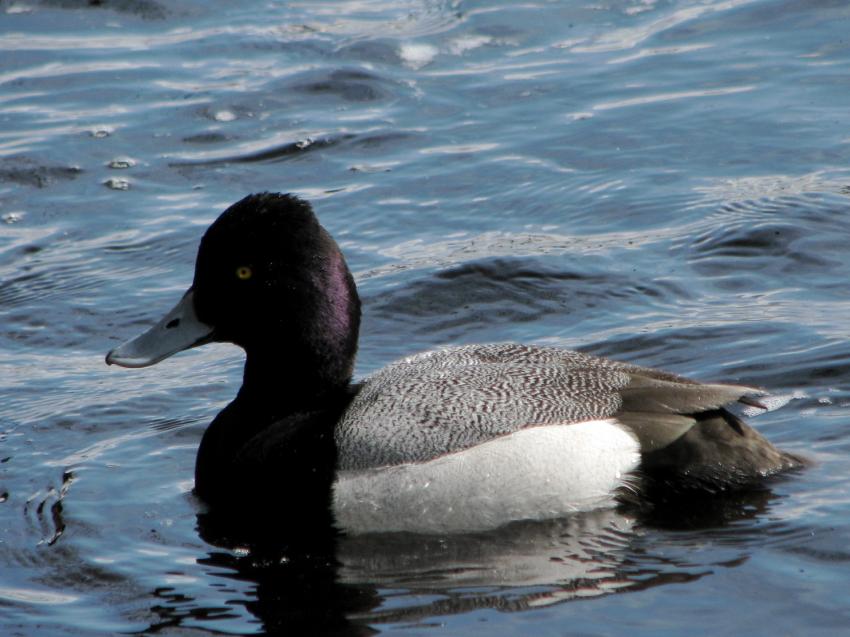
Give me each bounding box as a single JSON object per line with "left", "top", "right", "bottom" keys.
{"left": 105, "top": 290, "right": 213, "bottom": 368}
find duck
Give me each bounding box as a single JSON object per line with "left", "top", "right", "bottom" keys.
{"left": 106, "top": 192, "right": 802, "bottom": 534}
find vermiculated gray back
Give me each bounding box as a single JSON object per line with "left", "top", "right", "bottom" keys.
{"left": 335, "top": 343, "right": 684, "bottom": 470}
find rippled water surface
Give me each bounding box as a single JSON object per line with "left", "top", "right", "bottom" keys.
{"left": 2, "top": 0, "right": 850, "bottom": 634}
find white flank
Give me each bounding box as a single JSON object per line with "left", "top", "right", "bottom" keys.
{"left": 332, "top": 419, "right": 640, "bottom": 535}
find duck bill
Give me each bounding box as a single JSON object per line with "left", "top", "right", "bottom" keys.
{"left": 106, "top": 289, "right": 214, "bottom": 368}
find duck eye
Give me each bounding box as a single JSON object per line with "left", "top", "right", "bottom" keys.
{"left": 235, "top": 265, "right": 253, "bottom": 280}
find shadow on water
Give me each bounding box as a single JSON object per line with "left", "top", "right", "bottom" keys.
{"left": 179, "top": 485, "right": 788, "bottom": 635}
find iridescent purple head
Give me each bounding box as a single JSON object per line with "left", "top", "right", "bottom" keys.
{"left": 191, "top": 193, "right": 361, "bottom": 382}
{"left": 106, "top": 193, "right": 361, "bottom": 389}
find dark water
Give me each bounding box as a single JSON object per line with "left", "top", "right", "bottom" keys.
{"left": 2, "top": 0, "right": 850, "bottom": 634}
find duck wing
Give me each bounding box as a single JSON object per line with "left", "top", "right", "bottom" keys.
{"left": 335, "top": 343, "right": 772, "bottom": 472}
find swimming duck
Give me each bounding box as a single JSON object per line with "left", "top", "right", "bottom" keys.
{"left": 106, "top": 193, "right": 801, "bottom": 534}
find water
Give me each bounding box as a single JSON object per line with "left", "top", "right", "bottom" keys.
{"left": 2, "top": 0, "right": 850, "bottom": 634}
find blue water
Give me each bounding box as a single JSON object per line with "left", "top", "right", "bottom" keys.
{"left": 2, "top": 0, "right": 850, "bottom": 634}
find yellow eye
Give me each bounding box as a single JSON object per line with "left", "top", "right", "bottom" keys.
{"left": 235, "top": 265, "right": 253, "bottom": 280}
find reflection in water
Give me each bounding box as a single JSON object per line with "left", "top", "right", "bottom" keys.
{"left": 183, "top": 487, "right": 783, "bottom": 634}
{"left": 193, "top": 510, "right": 378, "bottom": 636}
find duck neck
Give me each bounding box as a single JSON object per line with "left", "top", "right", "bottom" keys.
{"left": 238, "top": 341, "right": 354, "bottom": 416}
{"left": 194, "top": 343, "right": 355, "bottom": 513}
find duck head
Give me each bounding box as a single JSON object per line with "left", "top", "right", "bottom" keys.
{"left": 107, "top": 193, "right": 362, "bottom": 398}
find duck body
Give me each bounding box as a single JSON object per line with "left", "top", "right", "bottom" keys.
{"left": 106, "top": 193, "right": 802, "bottom": 534}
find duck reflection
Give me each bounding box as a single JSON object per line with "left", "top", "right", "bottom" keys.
{"left": 186, "top": 486, "right": 781, "bottom": 634}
